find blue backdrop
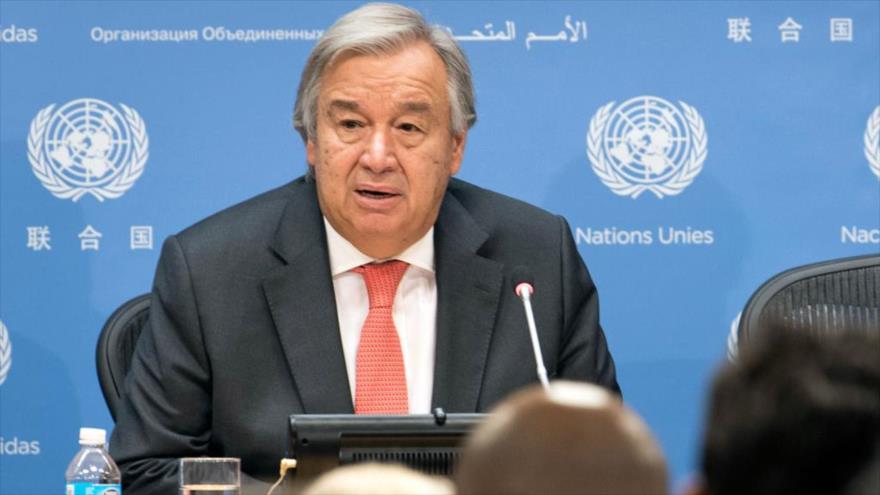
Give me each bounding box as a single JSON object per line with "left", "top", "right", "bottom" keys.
{"left": 1, "top": 1, "right": 879, "bottom": 493}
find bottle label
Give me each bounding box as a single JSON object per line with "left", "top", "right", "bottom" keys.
{"left": 66, "top": 482, "right": 122, "bottom": 495}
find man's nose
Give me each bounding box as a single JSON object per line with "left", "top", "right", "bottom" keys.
{"left": 360, "top": 127, "right": 397, "bottom": 173}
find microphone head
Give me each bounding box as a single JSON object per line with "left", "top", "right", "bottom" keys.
{"left": 511, "top": 265, "right": 535, "bottom": 297}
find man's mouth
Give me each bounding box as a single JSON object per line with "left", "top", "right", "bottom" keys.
{"left": 356, "top": 189, "right": 399, "bottom": 199}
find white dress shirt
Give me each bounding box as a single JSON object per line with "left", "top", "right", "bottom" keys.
{"left": 323, "top": 218, "right": 437, "bottom": 414}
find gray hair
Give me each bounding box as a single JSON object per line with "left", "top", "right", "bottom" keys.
{"left": 292, "top": 2, "right": 476, "bottom": 143}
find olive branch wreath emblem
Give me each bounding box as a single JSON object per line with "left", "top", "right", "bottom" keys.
{"left": 27, "top": 101, "right": 149, "bottom": 202}
{"left": 0, "top": 320, "right": 11, "bottom": 386}
{"left": 587, "top": 99, "right": 707, "bottom": 199}
{"left": 865, "top": 106, "right": 880, "bottom": 179}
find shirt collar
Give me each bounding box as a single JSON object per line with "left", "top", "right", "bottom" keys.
{"left": 324, "top": 217, "right": 435, "bottom": 276}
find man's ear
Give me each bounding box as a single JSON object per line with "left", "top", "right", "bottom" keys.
{"left": 449, "top": 131, "right": 467, "bottom": 175}
{"left": 306, "top": 139, "right": 316, "bottom": 168}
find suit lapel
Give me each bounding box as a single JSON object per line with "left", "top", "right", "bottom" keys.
{"left": 431, "top": 191, "right": 504, "bottom": 412}
{"left": 261, "top": 180, "right": 354, "bottom": 413}
{"left": 259, "top": 180, "right": 504, "bottom": 414}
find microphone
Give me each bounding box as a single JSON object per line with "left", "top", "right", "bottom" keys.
{"left": 511, "top": 266, "right": 550, "bottom": 390}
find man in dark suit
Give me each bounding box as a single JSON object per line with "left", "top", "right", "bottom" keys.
{"left": 110, "top": 3, "right": 618, "bottom": 493}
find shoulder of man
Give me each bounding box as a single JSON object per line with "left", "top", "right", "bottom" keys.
{"left": 446, "top": 178, "right": 563, "bottom": 238}
{"left": 168, "top": 177, "right": 311, "bottom": 268}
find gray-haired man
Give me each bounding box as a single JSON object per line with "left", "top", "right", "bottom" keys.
{"left": 110, "top": 3, "right": 618, "bottom": 493}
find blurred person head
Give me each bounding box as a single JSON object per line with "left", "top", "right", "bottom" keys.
{"left": 291, "top": 2, "right": 476, "bottom": 259}
{"left": 302, "top": 462, "right": 454, "bottom": 495}
{"left": 456, "top": 381, "right": 668, "bottom": 495}
{"left": 695, "top": 327, "right": 880, "bottom": 495}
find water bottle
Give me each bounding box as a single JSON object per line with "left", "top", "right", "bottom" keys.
{"left": 65, "top": 427, "right": 122, "bottom": 495}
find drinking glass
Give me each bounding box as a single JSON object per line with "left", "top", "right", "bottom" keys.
{"left": 179, "top": 457, "right": 241, "bottom": 495}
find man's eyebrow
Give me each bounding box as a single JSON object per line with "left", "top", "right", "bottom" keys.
{"left": 328, "top": 99, "right": 359, "bottom": 112}
{"left": 397, "top": 101, "right": 432, "bottom": 113}
{"left": 327, "top": 99, "right": 432, "bottom": 114}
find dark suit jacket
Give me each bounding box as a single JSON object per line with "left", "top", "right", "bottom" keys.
{"left": 110, "top": 177, "right": 618, "bottom": 494}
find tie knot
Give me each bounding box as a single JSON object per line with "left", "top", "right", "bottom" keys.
{"left": 354, "top": 260, "right": 409, "bottom": 309}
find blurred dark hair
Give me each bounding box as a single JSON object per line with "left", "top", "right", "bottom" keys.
{"left": 700, "top": 325, "right": 880, "bottom": 495}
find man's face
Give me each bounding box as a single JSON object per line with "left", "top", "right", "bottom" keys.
{"left": 307, "top": 41, "right": 466, "bottom": 259}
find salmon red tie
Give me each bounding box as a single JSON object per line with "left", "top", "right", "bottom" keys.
{"left": 353, "top": 260, "right": 410, "bottom": 414}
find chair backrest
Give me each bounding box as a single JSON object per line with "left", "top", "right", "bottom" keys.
{"left": 96, "top": 293, "right": 151, "bottom": 421}
{"left": 738, "top": 254, "right": 880, "bottom": 347}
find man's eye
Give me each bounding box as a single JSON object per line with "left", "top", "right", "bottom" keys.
{"left": 340, "top": 120, "right": 362, "bottom": 129}
{"left": 399, "top": 123, "right": 421, "bottom": 133}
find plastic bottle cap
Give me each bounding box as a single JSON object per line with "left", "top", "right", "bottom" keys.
{"left": 79, "top": 427, "right": 106, "bottom": 445}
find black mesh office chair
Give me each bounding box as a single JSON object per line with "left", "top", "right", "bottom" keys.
{"left": 96, "top": 293, "right": 151, "bottom": 421}
{"left": 738, "top": 254, "right": 880, "bottom": 347}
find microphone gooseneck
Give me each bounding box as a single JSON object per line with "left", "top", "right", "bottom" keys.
{"left": 511, "top": 266, "right": 550, "bottom": 390}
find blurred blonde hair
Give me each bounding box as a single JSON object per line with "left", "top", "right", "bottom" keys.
{"left": 303, "top": 463, "right": 454, "bottom": 495}
{"left": 456, "top": 381, "right": 668, "bottom": 495}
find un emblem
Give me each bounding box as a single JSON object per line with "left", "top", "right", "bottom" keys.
{"left": 727, "top": 312, "right": 741, "bottom": 362}
{"left": 865, "top": 106, "right": 880, "bottom": 179}
{"left": 27, "top": 98, "right": 148, "bottom": 202}
{"left": 0, "top": 319, "right": 10, "bottom": 386}
{"left": 587, "top": 96, "right": 707, "bottom": 199}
